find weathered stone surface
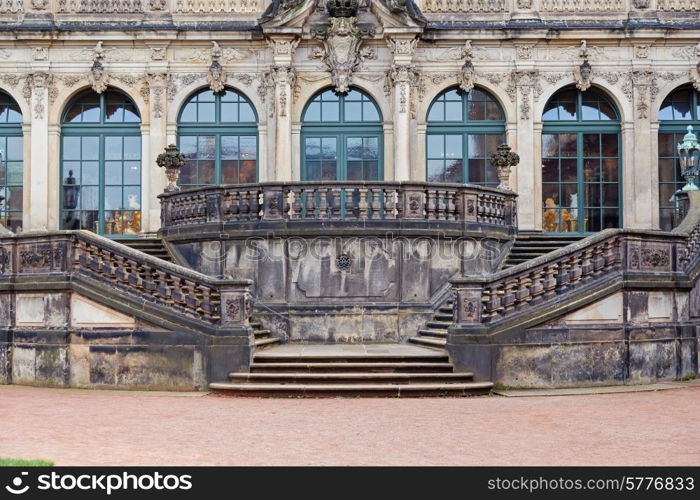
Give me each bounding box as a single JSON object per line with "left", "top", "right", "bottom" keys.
{"left": 71, "top": 294, "right": 135, "bottom": 328}
{"left": 628, "top": 339, "right": 678, "bottom": 383}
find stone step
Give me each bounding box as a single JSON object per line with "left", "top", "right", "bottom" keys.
{"left": 417, "top": 328, "right": 448, "bottom": 338}
{"left": 209, "top": 381, "right": 494, "bottom": 397}
{"left": 250, "top": 361, "right": 455, "bottom": 373}
{"left": 438, "top": 307, "right": 453, "bottom": 314}
{"left": 409, "top": 336, "right": 447, "bottom": 347}
{"left": 254, "top": 351, "right": 448, "bottom": 363}
{"left": 433, "top": 313, "right": 453, "bottom": 321}
{"left": 426, "top": 320, "right": 451, "bottom": 328}
{"left": 253, "top": 329, "right": 271, "bottom": 338}
{"left": 250, "top": 321, "right": 262, "bottom": 328}
{"left": 254, "top": 337, "right": 281, "bottom": 348}
{"left": 228, "top": 372, "right": 475, "bottom": 384}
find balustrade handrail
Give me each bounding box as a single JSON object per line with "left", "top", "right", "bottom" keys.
{"left": 0, "top": 230, "right": 252, "bottom": 330}
{"left": 159, "top": 181, "right": 518, "bottom": 230}
{"left": 451, "top": 198, "right": 700, "bottom": 330}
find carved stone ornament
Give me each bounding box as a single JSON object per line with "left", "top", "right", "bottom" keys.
{"left": 691, "top": 61, "right": 700, "bottom": 92}
{"left": 459, "top": 60, "right": 476, "bottom": 93}
{"left": 207, "top": 41, "right": 227, "bottom": 93}
{"left": 156, "top": 144, "right": 186, "bottom": 192}
{"left": 312, "top": 17, "right": 375, "bottom": 94}
{"left": 458, "top": 40, "right": 476, "bottom": 93}
{"left": 490, "top": 143, "right": 520, "bottom": 191}
{"left": 632, "top": 0, "right": 650, "bottom": 8}
{"left": 516, "top": 0, "right": 532, "bottom": 7}
{"left": 574, "top": 59, "right": 593, "bottom": 92}
{"left": 89, "top": 42, "right": 108, "bottom": 94}
{"left": 326, "top": 0, "right": 359, "bottom": 17}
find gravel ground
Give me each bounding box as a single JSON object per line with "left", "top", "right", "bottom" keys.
{"left": 1, "top": 385, "right": 698, "bottom": 466}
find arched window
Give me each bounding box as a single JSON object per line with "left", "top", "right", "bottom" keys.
{"left": 61, "top": 89, "right": 141, "bottom": 236}
{"left": 0, "top": 91, "right": 23, "bottom": 232}
{"left": 177, "top": 88, "right": 258, "bottom": 187}
{"left": 426, "top": 87, "right": 505, "bottom": 185}
{"left": 301, "top": 88, "right": 383, "bottom": 180}
{"left": 541, "top": 86, "right": 621, "bottom": 233}
{"left": 658, "top": 84, "right": 699, "bottom": 230}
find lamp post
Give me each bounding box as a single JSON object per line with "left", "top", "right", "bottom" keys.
{"left": 677, "top": 125, "right": 700, "bottom": 191}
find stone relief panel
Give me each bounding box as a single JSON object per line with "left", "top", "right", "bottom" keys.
{"left": 288, "top": 238, "right": 398, "bottom": 300}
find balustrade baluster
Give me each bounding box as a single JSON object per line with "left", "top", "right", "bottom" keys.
{"left": 384, "top": 188, "right": 397, "bottom": 219}
{"left": 330, "top": 187, "right": 341, "bottom": 219}
{"left": 592, "top": 243, "right": 605, "bottom": 276}
{"left": 358, "top": 187, "right": 369, "bottom": 220}
{"left": 370, "top": 187, "right": 382, "bottom": 220}
{"left": 515, "top": 273, "right": 532, "bottom": 310}
{"left": 426, "top": 190, "right": 437, "bottom": 220}
{"left": 446, "top": 190, "right": 457, "bottom": 221}
{"left": 249, "top": 189, "right": 261, "bottom": 220}
{"left": 528, "top": 269, "right": 545, "bottom": 304}
{"left": 305, "top": 188, "right": 316, "bottom": 219}
{"left": 435, "top": 190, "right": 446, "bottom": 220}
{"left": 501, "top": 278, "right": 518, "bottom": 314}
{"left": 345, "top": 187, "right": 356, "bottom": 219}
{"left": 290, "top": 187, "right": 302, "bottom": 219}
{"left": 543, "top": 264, "right": 558, "bottom": 299}
{"left": 318, "top": 187, "right": 329, "bottom": 219}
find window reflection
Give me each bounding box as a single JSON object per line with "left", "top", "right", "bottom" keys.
{"left": 426, "top": 87, "right": 505, "bottom": 185}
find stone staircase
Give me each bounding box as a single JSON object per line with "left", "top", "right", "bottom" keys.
{"left": 503, "top": 232, "right": 585, "bottom": 269}
{"left": 113, "top": 237, "right": 173, "bottom": 263}
{"left": 409, "top": 298, "right": 453, "bottom": 349}
{"left": 250, "top": 318, "right": 281, "bottom": 348}
{"left": 209, "top": 344, "right": 492, "bottom": 397}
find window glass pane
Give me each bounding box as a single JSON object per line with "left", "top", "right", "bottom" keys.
{"left": 63, "top": 137, "right": 81, "bottom": 160}
{"left": 105, "top": 136, "right": 122, "bottom": 161}
{"left": 305, "top": 137, "right": 320, "bottom": 160}
{"left": 321, "top": 102, "right": 339, "bottom": 122}
{"left": 221, "top": 103, "right": 237, "bottom": 122}
{"left": 198, "top": 103, "right": 215, "bottom": 122}
{"left": 542, "top": 159, "right": 558, "bottom": 182}
{"left": 445, "top": 100, "right": 462, "bottom": 121}
{"left": 105, "top": 161, "right": 122, "bottom": 184}
{"left": 239, "top": 102, "right": 256, "bottom": 122}
{"left": 124, "top": 161, "right": 140, "bottom": 185}
{"left": 363, "top": 102, "right": 380, "bottom": 121}
{"left": 445, "top": 135, "right": 462, "bottom": 160}
{"left": 542, "top": 134, "right": 558, "bottom": 158}
{"left": 427, "top": 135, "right": 443, "bottom": 158}
{"left": 345, "top": 102, "right": 362, "bottom": 121}
{"left": 427, "top": 159, "right": 444, "bottom": 183}
{"left": 82, "top": 137, "right": 99, "bottom": 160}
{"left": 221, "top": 136, "right": 239, "bottom": 159}
{"left": 180, "top": 103, "right": 197, "bottom": 122}
{"left": 305, "top": 102, "right": 320, "bottom": 121}
{"left": 428, "top": 102, "right": 444, "bottom": 122}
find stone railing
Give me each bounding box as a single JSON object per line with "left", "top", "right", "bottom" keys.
{"left": 159, "top": 181, "right": 518, "bottom": 230}
{"left": 451, "top": 206, "right": 700, "bottom": 334}
{"left": 0, "top": 230, "right": 252, "bottom": 331}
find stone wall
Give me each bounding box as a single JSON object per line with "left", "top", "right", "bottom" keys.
{"left": 450, "top": 290, "right": 698, "bottom": 388}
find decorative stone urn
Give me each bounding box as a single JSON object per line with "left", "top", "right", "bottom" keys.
{"left": 490, "top": 143, "right": 520, "bottom": 191}
{"left": 157, "top": 144, "right": 186, "bottom": 192}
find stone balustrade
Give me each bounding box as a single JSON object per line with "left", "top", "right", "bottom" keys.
{"left": 450, "top": 220, "right": 700, "bottom": 331}
{"left": 0, "top": 231, "right": 252, "bottom": 329}
{"left": 159, "top": 181, "right": 518, "bottom": 230}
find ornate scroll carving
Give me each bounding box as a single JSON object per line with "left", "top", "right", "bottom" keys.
{"left": 310, "top": 16, "right": 376, "bottom": 94}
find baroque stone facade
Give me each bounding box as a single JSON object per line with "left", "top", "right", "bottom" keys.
{"left": 0, "top": 1, "right": 697, "bottom": 234}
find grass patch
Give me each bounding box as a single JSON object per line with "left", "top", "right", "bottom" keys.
{"left": 0, "top": 458, "right": 53, "bottom": 466}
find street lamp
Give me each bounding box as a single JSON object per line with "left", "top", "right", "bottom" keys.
{"left": 678, "top": 125, "right": 700, "bottom": 191}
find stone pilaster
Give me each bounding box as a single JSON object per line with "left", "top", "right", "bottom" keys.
{"left": 386, "top": 36, "right": 419, "bottom": 181}
{"left": 27, "top": 71, "right": 51, "bottom": 231}
{"left": 145, "top": 72, "right": 168, "bottom": 233}
{"left": 512, "top": 70, "right": 539, "bottom": 230}
{"left": 628, "top": 69, "right": 655, "bottom": 230}
{"left": 267, "top": 36, "right": 299, "bottom": 182}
